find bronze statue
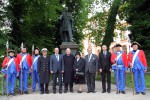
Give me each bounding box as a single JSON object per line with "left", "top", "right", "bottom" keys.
{"left": 59, "top": 7, "right": 74, "bottom": 42}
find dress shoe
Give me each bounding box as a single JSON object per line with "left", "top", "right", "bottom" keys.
{"left": 107, "top": 91, "right": 111, "bottom": 93}
{"left": 92, "top": 91, "right": 96, "bottom": 93}
{"left": 135, "top": 92, "right": 139, "bottom": 95}
{"left": 141, "top": 92, "right": 146, "bottom": 95}
{"left": 59, "top": 91, "right": 62, "bottom": 94}
{"left": 77, "top": 90, "right": 82, "bottom": 93}
{"left": 24, "top": 91, "right": 28, "bottom": 94}
{"left": 87, "top": 91, "right": 90, "bottom": 93}
{"left": 40, "top": 91, "right": 44, "bottom": 94}
{"left": 70, "top": 90, "right": 74, "bottom": 93}
{"left": 64, "top": 90, "right": 68, "bottom": 93}
{"left": 122, "top": 91, "right": 126, "bottom": 94}
{"left": 53, "top": 91, "right": 56, "bottom": 94}
{"left": 46, "top": 90, "right": 49, "bottom": 94}
{"left": 102, "top": 91, "right": 106, "bottom": 93}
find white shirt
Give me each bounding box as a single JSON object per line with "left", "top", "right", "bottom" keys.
{"left": 77, "top": 57, "right": 80, "bottom": 62}
{"left": 55, "top": 54, "right": 59, "bottom": 61}
{"left": 88, "top": 54, "right": 92, "bottom": 62}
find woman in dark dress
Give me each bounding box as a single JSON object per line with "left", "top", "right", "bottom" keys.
{"left": 73, "top": 52, "right": 85, "bottom": 93}
{"left": 37, "top": 48, "right": 50, "bottom": 94}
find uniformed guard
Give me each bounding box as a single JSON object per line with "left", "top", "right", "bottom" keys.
{"left": 111, "top": 44, "right": 128, "bottom": 94}
{"left": 37, "top": 48, "right": 50, "bottom": 94}
{"left": 31, "top": 47, "right": 41, "bottom": 92}
{"left": 2, "top": 49, "right": 19, "bottom": 95}
{"left": 128, "top": 42, "right": 147, "bottom": 95}
{"left": 17, "top": 45, "right": 32, "bottom": 94}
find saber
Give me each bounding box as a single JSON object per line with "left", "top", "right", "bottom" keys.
{"left": 31, "top": 44, "right": 34, "bottom": 92}
{"left": 1, "top": 71, "right": 4, "bottom": 95}
{"left": 116, "top": 60, "right": 119, "bottom": 94}
{"left": 20, "top": 42, "right": 23, "bottom": 94}
{"left": 6, "top": 41, "right": 9, "bottom": 96}
{"left": 129, "top": 45, "right": 135, "bottom": 95}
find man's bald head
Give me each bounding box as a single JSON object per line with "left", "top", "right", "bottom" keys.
{"left": 87, "top": 48, "right": 92, "bottom": 54}
{"left": 66, "top": 48, "right": 71, "bottom": 55}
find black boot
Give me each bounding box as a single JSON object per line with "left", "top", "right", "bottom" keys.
{"left": 135, "top": 92, "right": 139, "bottom": 95}
{"left": 122, "top": 91, "right": 126, "bottom": 94}
{"left": 141, "top": 92, "right": 146, "bottom": 95}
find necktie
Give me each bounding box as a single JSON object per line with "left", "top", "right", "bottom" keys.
{"left": 104, "top": 51, "right": 106, "bottom": 58}
{"left": 56, "top": 55, "right": 59, "bottom": 61}
{"left": 88, "top": 54, "right": 91, "bottom": 62}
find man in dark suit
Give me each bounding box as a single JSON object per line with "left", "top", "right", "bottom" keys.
{"left": 99, "top": 45, "right": 112, "bottom": 93}
{"left": 63, "top": 48, "right": 75, "bottom": 93}
{"left": 85, "top": 48, "right": 98, "bottom": 93}
{"left": 50, "top": 48, "right": 64, "bottom": 94}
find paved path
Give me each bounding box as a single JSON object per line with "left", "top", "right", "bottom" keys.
{"left": 0, "top": 81, "right": 150, "bottom": 100}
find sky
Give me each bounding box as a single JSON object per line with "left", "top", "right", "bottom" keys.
{"left": 88, "top": 0, "right": 111, "bottom": 18}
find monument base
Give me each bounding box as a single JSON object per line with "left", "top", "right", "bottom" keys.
{"left": 60, "top": 42, "right": 78, "bottom": 55}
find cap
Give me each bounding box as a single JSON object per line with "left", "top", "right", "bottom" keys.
{"left": 41, "top": 48, "right": 48, "bottom": 52}
{"left": 8, "top": 49, "right": 15, "bottom": 53}
{"left": 131, "top": 41, "right": 141, "bottom": 47}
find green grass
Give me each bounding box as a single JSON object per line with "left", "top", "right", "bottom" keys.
{"left": 96, "top": 72, "right": 150, "bottom": 88}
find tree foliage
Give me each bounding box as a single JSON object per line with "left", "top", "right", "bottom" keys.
{"left": 0, "top": 0, "right": 91, "bottom": 54}
{"left": 102, "top": 0, "right": 121, "bottom": 48}
{"left": 125, "top": 0, "right": 150, "bottom": 51}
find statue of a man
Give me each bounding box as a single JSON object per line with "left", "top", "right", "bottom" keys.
{"left": 59, "top": 7, "right": 74, "bottom": 42}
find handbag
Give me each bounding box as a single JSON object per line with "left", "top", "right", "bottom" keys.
{"left": 75, "top": 71, "right": 84, "bottom": 76}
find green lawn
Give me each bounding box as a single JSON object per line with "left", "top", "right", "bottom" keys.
{"left": 96, "top": 72, "right": 150, "bottom": 88}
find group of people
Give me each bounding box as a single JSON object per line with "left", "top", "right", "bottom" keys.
{"left": 1, "top": 41, "right": 148, "bottom": 96}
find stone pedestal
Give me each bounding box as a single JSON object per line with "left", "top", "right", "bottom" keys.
{"left": 60, "top": 42, "right": 78, "bottom": 55}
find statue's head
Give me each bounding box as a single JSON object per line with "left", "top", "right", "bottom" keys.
{"left": 65, "top": 7, "right": 68, "bottom": 12}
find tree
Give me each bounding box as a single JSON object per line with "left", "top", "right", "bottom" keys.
{"left": 124, "top": 0, "right": 150, "bottom": 68}
{"left": 2, "top": 0, "right": 91, "bottom": 54}
{"left": 102, "top": 0, "right": 121, "bottom": 48}
{"left": 126, "top": 0, "right": 150, "bottom": 50}
{"left": 86, "top": 0, "right": 122, "bottom": 48}
{"left": 0, "top": 1, "right": 11, "bottom": 54}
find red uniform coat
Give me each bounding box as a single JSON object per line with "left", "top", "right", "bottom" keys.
{"left": 2, "top": 57, "right": 19, "bottom": 72}
{"left": 17, "top": 53, "right": 32, "bottom": 69}
{"left": 128, "top": 50, "right": 147, "bottom": 68}
{"left": 111, "top": 52, "right": 128, "bottom": 68}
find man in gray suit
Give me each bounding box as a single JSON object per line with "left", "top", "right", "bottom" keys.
{"left": 85, "top": 48, "right": 98, "bottom": 93}
{"left": 50, "top": 48, "right": 64, "bottom": 94}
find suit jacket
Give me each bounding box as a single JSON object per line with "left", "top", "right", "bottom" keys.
{"left": 73, "top": 57, "right": 85, "bottom": 72}
{"left": 85, "top": 54, "right": 98, "bottom": 73}
{"left": 38, "top": 56, "right": 50, "bottom": 84}
{"left": 99, "top": 51, "right": 112, "bottom": 71}
{"left": 50, "top": 54, "right": 64, "bottom": 73}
